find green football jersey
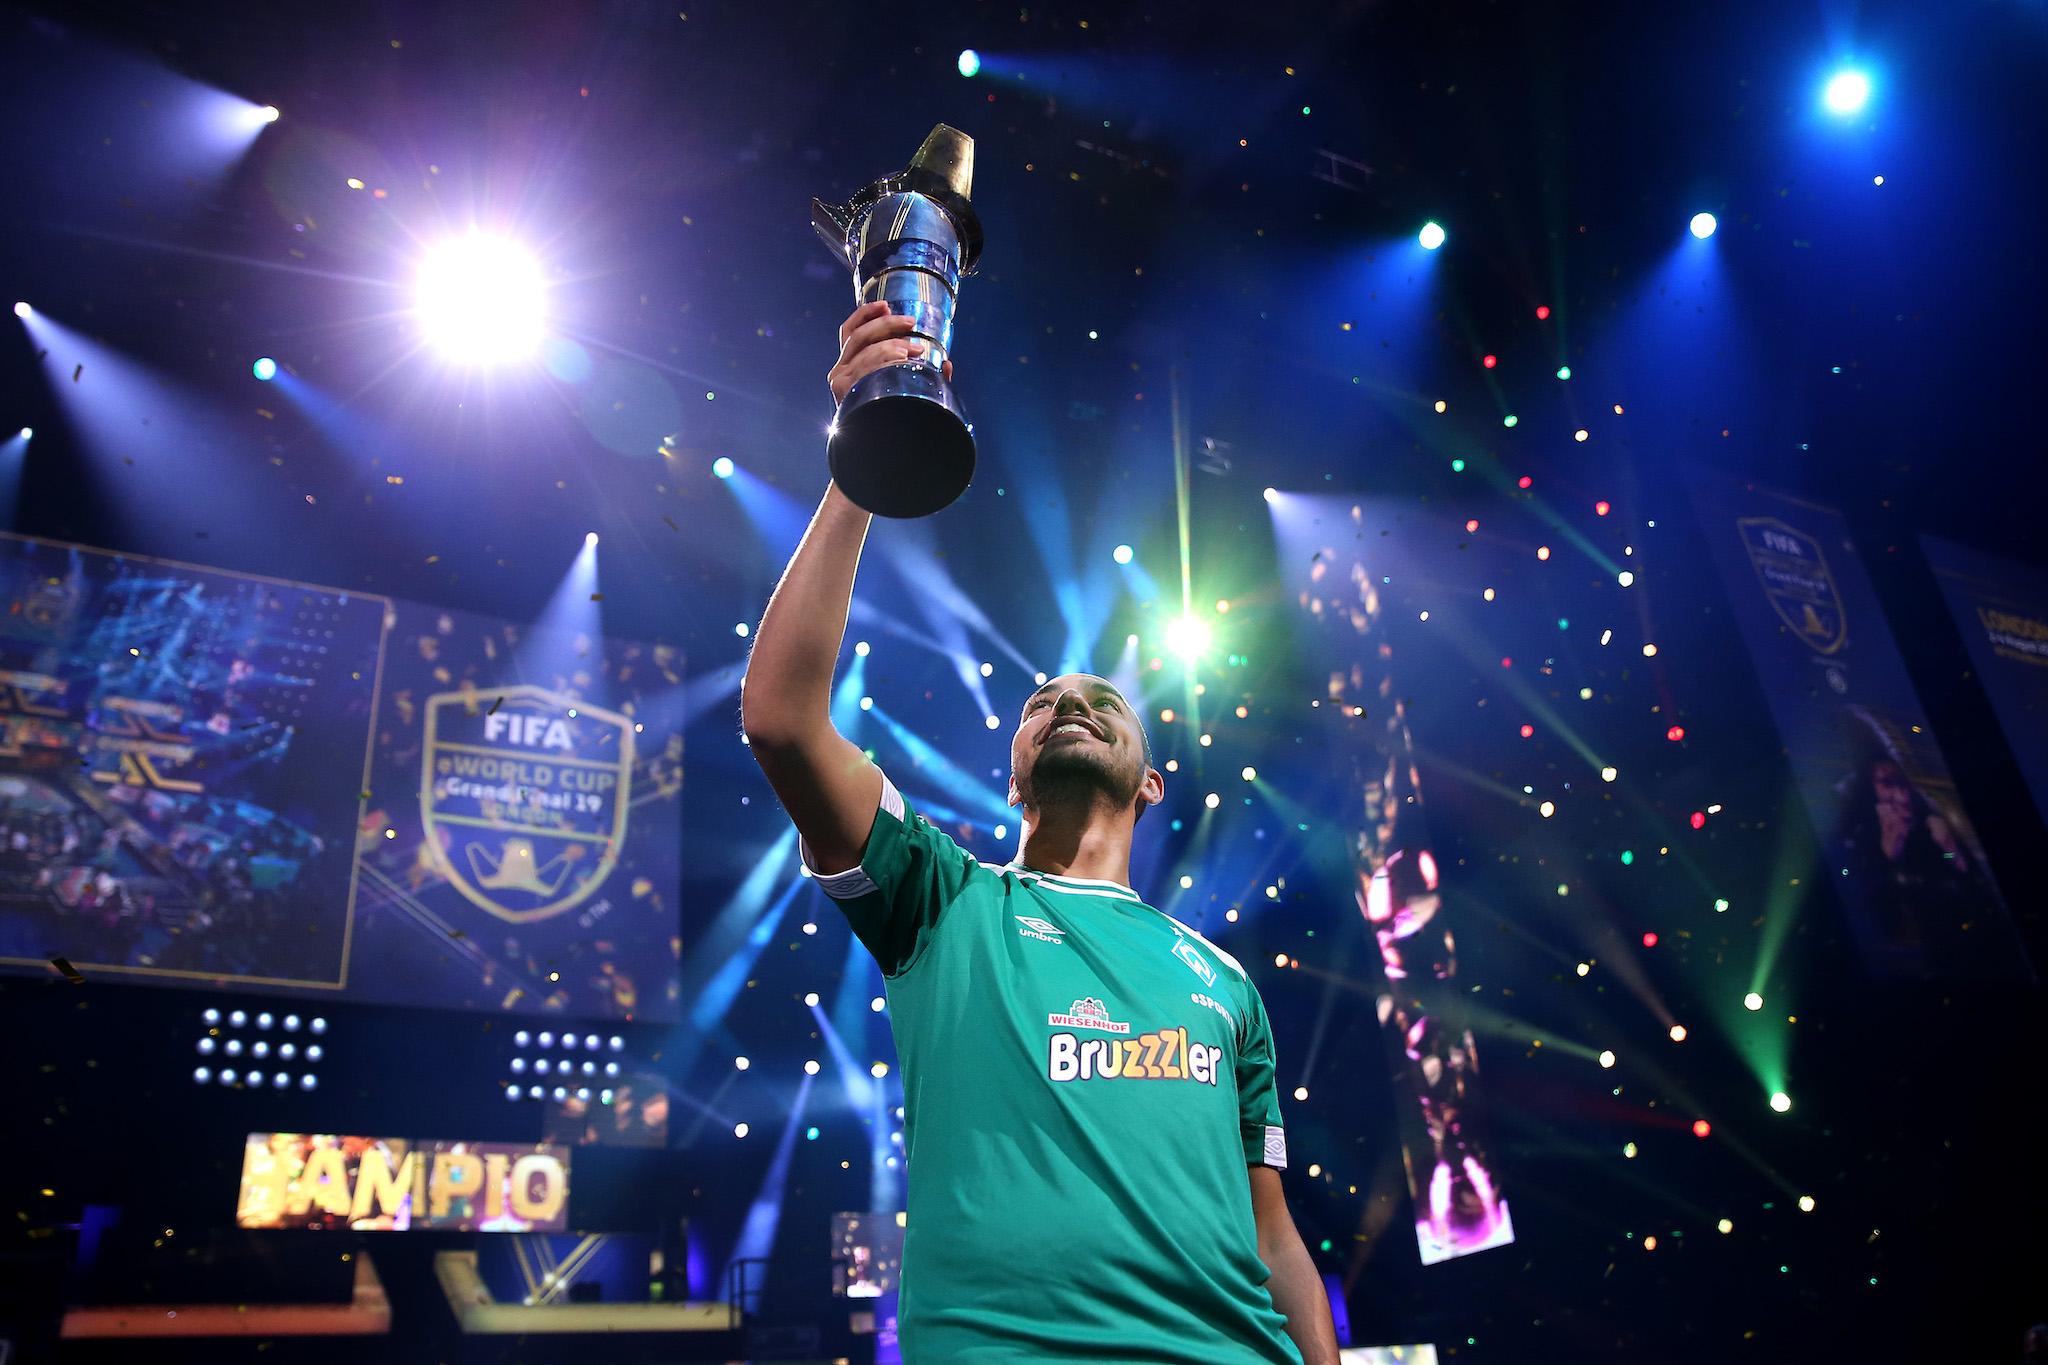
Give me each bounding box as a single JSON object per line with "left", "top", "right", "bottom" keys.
{"left": 805, "top": 771, "right": 1303, "bottom": 1363}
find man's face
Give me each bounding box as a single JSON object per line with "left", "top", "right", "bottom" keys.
{"left": 1008, "top": 673, "right": 1155, "bottom": 816}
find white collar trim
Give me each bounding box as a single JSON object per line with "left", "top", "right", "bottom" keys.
{"left": 1002, "top": 864, "right": 1143, "bottom": 903}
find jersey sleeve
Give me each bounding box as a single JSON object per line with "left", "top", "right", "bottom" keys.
{"left": 798, "top": 771, "right": 976, "bottom": 978}
{"left": 1237, "top": 983, "right": 1288, "bottom": 1170}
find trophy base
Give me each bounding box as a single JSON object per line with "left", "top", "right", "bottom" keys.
{"left": 828, "top": 362, "right": 976, "bottom": 519}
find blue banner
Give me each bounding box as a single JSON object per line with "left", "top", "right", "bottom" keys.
{"left": 1689, "top": 474, "right": 2030, "bottom": 980}
{"left": 1923, "top": 535, "right": 2048, "bottom": 832}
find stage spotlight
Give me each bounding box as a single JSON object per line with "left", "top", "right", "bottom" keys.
{"left": 1262, "top": 487, "right": 1278, "bottom": 503}
{"left": 1823, "top": 69, "right": 1871, "bottom": 115}
{"left": 583, "top": 1034, "right": 598, "bottom": 1050}
{"left": 1112, "top": 544, "right": 1134, "bottom": 565}
{"left": 14, "top": 429, "right": 25, "bottom": 441}
{"left": 12, "top": 302, "right": 30, "bottom": 318}
{"left": 220, "top": 1068, "right": 238, "bottom": 1085}
{"left": 515, "top": 1030, "right": 531, "bottom": 1047}
{"left": 225, "top": 1039, "right": 244, "bottom": 1057}
{"left": 1165, "top": 616, "right": 1211, "bottom": 662}
{"left": 256, "top": 1012, "right": 274, "bottom": 1030}
{"left": 283, "top": 1014, "right": 301, "bottom": 1031}
{"left": 229, "top": 1009, "right": 247, "bottom": 1027}
{"left": 194, "top": 1067, "right": 211, "bottom": 1084}
{"left": 417, "top": 233, "right": 547, "bottom": 364}
{"left": 506, "top": 1085, "right": 521, "bottom": 1101}
{"left": 1418, "top": 221, "right": 1446, "bottom": 250}
{"left": 511, "top": 1057, "right": 527, "bottom": 1074}
{"left": 305, "top": 1044, "right": 322, "bottom": 1061}
{"left": 608, "top": 1036, "right": 623, "bottom": 1051}
{"left": 278, "top": 1043, "right": 296, "bottom": 1060}
{"left": 197, "top": 1037, "right": 216, "bottom": 1055}
{"left": 259, "top": 105, "right": 281, "bottom": 123}
{"left": 251, "top": 357, "right": 277, "bottom": 381}
{"left": 310, "top": 1017, "right": 326, "bottom": 1034}
{"left": 1769, "top": 1090, "right": 1792, "bottom": 1112}
{"left": 538, "top": 1031, "right": 554, "bottom": 1047}
{"left": 707, "top": 455, "right": 737, "bottom": 481}
{"left": 584, "top": 531, "right": 599, "bottom": 546}
{"left": 957, "top": 49, "right": 981, "bottom": 77}
{"left": 1690, "top": 212, "right": 1718, "bottom": 239}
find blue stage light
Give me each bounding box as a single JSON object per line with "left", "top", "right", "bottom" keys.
{"left": 712, "top": 456, "right": 735, "bottom": 479}
{"left": 259, "top": 105, "right": 280, "bottom": 124}
{"left": 251, "top": 357, "right": 277, "bottom": 382}
{"left": 1690, "top": 212, "right": 1718, "bottom": 239}
{"left": 194, "top": 1066, "right": 211, "bottom": 1084}
{"left": 1824, "top": 69, "right": 1870, "bottom": 115}
{"left": 1112, "top": 544, "right": 1134, "bottom": 565}
{"left": 1418, "top": 221, "right": 1446, "bottom": 251}
{"left": 18, "top": 427, "right": 30, "bottom": 441}
{"left": 585, "top": 531, "right": 599, "bottom": 546}
{"left": 958, "top": 49, "right": 981, "bottom": 78}
{"left": 12, "top": 302, "right": 29, "bottom": 319}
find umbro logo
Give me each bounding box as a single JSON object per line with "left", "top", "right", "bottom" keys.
{"left": 1014, "top": 915, "right": 1064, "bottom": 944}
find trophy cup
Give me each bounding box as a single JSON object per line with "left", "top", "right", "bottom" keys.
{"left": 812, "top": 124, "right": 984, "bottom": 518}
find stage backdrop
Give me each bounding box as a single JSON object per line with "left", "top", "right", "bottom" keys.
{"left": 0, "top": 533, "right": 684, "bottom": 1020}
{"left": 1686, "top": 475, "right": 2031, "bottom": 981}
{"left": 1279, "top": 496, "right": 1515, "bottom": 1267}
{"left": 1922, "top": 535, "right": 2048, "bottom": 832}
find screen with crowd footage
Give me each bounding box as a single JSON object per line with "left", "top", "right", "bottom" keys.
{"left": 0, "top": 533, "right": 685, "bottom": 1020}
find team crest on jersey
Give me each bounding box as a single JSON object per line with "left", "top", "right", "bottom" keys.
{"left": 1015, "top": 915, "right": 1064, "bottom": 944}
{"left": 1047, "top": 997, "right": 1130, "bottom": 1034}
{"left": 1172, "top": 936, "right": 1217, "bottom": 987}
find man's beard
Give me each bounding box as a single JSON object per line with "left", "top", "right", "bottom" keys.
{"left": 1017, "top": 744, "right": 1142, "bottom": 814}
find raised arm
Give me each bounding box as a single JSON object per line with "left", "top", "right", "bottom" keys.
{"left": 739, "top": 301, "right": 945, "bottom": 873}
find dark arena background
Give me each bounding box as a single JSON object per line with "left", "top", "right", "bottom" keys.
{"left": 0, "top": 1, "right": 2043, "bottom": 1361}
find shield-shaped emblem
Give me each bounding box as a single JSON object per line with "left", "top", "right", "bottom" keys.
{"left": 1737, "top": 517, "right": 1847, "bottom": 656}
{"left": 420, "top": 685, "right": 635, "bottom": 923}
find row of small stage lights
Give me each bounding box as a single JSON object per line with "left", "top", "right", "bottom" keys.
{"left": 193, "top": 1006, "right": 327, "bottom": 1089}
{"left": 505, "top": 1028, "right": 626, "bottom": 1104}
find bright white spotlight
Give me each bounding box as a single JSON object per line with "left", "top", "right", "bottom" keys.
{"left": 958, "top": 49, "right": 981, "bottom": 78}
{"left": 1164, "top": 616, "right": 1212, "bottom": 662}
{"left": 712, "top": 456, "right": 735, "bottom": 479}
{"left": 1823, "top": 69, "right": 1870, "bottom": 115}
{"left": 1690, "top": 212, "right": 1718, "bottom": 239}
{"left": 1262, "top": 487, "right": 1278, "bottom": 503}
{"left": 12, "top": 302, "right": 30, "bottom": 318}
{"left": 16, "top": 427, "right": 29, "bottom": 441}
{"left": 259, "top": 105, "right": 281, "bottom": 124}
{"left": 1418, "top": 221, "right": 1446, "bottom": 251}
{"left": 1112, "top": 544, "right": 1134, "bottom": 565}
{"left": 417, "top": 233, "right": 547, "bottom": 364}
{"left": 585, "top": 531, "right": 599, "bottom": 546}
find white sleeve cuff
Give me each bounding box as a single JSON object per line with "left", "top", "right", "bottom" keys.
{"left": 1262, "top": 1125, "right": 1288, "bottom": 1170}
{"left": 799, "top": 773, "right": 904, "bottom": 900}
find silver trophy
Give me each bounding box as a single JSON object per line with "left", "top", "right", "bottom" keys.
{"left": 812, "top": 124, "right": 983, "bottom": 518}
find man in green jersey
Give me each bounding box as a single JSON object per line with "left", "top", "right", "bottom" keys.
{"left": 740, "top": 300, "right": 1339, "bottom": 1363}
